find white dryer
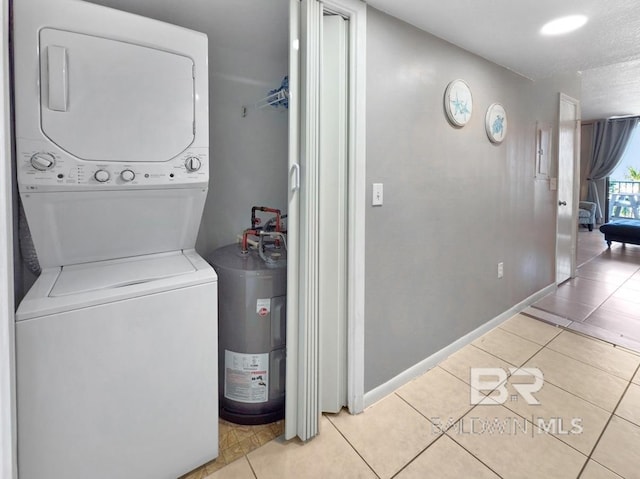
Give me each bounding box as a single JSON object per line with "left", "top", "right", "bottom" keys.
{"left": 13, "top": 1, "right": 218, "bottom": 478}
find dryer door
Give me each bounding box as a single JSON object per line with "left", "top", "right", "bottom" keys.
{"left": 39, "top": 28, "right": 195, "bottom": 163}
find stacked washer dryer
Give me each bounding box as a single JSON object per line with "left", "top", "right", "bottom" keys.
{"left": 13, "top": 1, "right": 218, "bottom": 478}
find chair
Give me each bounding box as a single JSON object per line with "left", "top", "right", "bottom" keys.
{"left": 578, "top": 201, "right": 596, "bottom": 231}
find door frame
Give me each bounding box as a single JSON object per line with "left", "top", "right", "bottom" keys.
{"left": 286, "top": 0, "right": 366, "bottom": 441}
{"left": 555, "top": 93, "right": 580, "bottom": 284}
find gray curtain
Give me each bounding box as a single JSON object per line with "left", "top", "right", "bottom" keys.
{"left": 586, "top": 117, "right": 639, "bottom": 221}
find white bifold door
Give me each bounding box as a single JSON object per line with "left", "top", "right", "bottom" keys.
{"left": 319, "top": 13, "right": 349, "bottom": 414}
{"left": 286, "top": 0, "right": 366, "bottom": 442}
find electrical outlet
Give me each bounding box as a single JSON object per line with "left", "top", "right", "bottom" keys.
{"left": 497, "top": 262, "right": 504, "bottom": 279}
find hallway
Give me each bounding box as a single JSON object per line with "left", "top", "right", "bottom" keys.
{"left": 528, "top": 228, "right": 640, "bottom": 351}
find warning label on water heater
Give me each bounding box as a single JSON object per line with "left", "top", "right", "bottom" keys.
{"left": 256, "top": 298, "right": 271, "bottom": 317}
{"left": 224, "top": 350, "right": 269, "bottom": 403}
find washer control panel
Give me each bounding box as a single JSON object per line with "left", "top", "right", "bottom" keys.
{"left": 17, "top": 141, "right": 208, "bottom": 191}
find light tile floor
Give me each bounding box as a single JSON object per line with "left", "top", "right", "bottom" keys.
{"left": 202, "top": 316, "right": 640, "bottom": 479}
{"left": 190, "top": 227, "right": 640, "bottom": 479}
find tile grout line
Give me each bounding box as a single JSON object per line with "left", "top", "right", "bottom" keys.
{"left": 243, "top": 455, "right": 259, "bottom": 479}
{"left": 387, "top": 429, "right": 446, "bottom": 479}
{"left": 543, "top": 338, "right": 639, "bottom": 382}
{"left": 391, "top": 392, "right": 505, "bottom": 479}
{"left": 497, "top": 322, "right": 563, "bottom": 348}
{"left": 518, "top": 310, "right": 640, "bottom": 378}
{"left": 323, "top": 413, "right": 382, "bottom": 479}
{"left": 522, "top": 344, "right": 632, "bottom": 414}
{"left": 471, "top": 331, "right": 606, "bottom": 461}
{"left": 466, "top": 344, "right": 519, "bottom": 369}
{"left": 529, "top": 307, "right": 640, "bottom": 356}
{"left": 439, "top": 420, "right": 508, "bottom": 479}
{"left": 575, "top": 362, "right": 640, "bottom": 478}
{"left": 474, "top": 329, "right": 630, "bottom": 419}
{"left": 393, "top": 353, "right": 592, "bottom": 477}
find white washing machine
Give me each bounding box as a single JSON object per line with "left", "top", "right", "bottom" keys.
{"left": 13, "top": 1, "right": 218, "bottom": 478}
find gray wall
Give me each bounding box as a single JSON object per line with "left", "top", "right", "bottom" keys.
{"left": 85, "top": 0, "right": 289, "bottom": 259}
{"left": 364, "top": 9, "right": 580, "bottom": 392}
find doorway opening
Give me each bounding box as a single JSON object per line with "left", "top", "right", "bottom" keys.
{"left": 605, "top": 125, "right": 640, "bottom": 223}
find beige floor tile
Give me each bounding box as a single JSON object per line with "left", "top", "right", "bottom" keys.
{"left": 396, "top": 367, "right": 475, "bottom": 433}
{"left": 634, "top": 368, "right": 640, "bottom": 385}
{"left": 546, "top": 331, "right": 640, "bottom": 380}
{"left": 523, "top": 348, "right": 627, "bottom": 412}
{"left": 580, "top": 460, "right": 624, "bottom": 479}
{"left": 395, "top": 435, "right": 499, "bottom": 479}
{"left": 328, "top": 394, "right": 434, "bottom": 479}
{"left": 205, "top": 457, "right": 255, "bottom": 479}
{"left": 592, "top": 415, "right": 640, "bottom": 479}
{"left": 615, "top": 383, "right": 640, "bottom": 426}
{"left": 617, "top": 344, "right": 640, "bottom": 357}
{"left": 181, "top": 466, "right": 210, "bottom": 479}
{"left": 205, "top": 459, "right": 228, "bottom": 476}
{"left": 439, "top": 344, "right": 514, "bottom": 385}
{"left": 472, "top": 328, "right": 542, "bottom": 366}
{"left": 222, "top": 442, "right": 247, "bottom": 465}
{"left": 247, "top": 416, "right": 375, "bottom": 479}
{"left": 500, "top": 375, "right": 610, "bottom": 455}
{"left": 499, "top": 314, "right": 562, "bottom": 345}
{"left": 449, "top": 404, "right": 586, "bottom": 479}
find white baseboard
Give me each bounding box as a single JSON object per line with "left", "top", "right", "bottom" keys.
{"left": 363, "top": 283, "right": 557, "bottom": 409}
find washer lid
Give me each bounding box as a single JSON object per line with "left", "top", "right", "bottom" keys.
{"left": 50, "top": 251, "right": 196, "bottom": 297}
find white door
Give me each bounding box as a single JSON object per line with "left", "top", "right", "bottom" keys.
{"left": 284, "top": 0, "right": 301, "bottom": 441}
{"left": 286, "top": 0, "right": 366, "bottom": 441}
{"left": 319, "top": 13, "right": 348, "bottom": 414}
{"left": 556, "top": 94, "right": 580, "bottom": 284}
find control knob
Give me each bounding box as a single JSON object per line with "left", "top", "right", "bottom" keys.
{"left": 121, "top": 169, "right": 135, "bottom": 182}
{"left": 185, "top": 157, "right": 201, "bottom": 172}
{"left": 30, "top": 152, "right": 56, "bottom": 171}
{"left": 94, "top": 170, "right": 110, "bottom": 183}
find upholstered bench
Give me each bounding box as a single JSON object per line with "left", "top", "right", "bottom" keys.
{"left": 599, "top": 219, "right": 640, "bottom": 247}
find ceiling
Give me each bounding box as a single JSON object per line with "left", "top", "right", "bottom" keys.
{"left": 367, "top": 0, "right": 640, "bottom": 121}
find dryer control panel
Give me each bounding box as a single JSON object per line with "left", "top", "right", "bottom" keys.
{"left": 17, "top": 140, "right": 208, "bottom": 192}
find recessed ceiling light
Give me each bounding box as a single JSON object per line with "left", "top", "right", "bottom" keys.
{"left": 541, "top": 15, "right": 588, "bottom": 35}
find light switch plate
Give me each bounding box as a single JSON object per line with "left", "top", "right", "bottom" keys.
{"left": 549, "top": 178, "right": 557, "bottom": 191}
{"left": 372, "top": 183, "right": 383, "bottom": 206}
